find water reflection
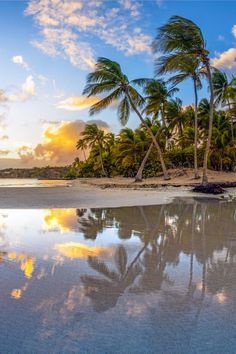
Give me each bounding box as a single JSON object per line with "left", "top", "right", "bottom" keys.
{"left": 1, "top": 199, "right": 236, "bottom": 352}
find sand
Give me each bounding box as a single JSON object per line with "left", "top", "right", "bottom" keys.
{"left": 0, "top": 169, "right": 235, "bottom": 208}
{"left": 78, "top": 168, "right": 236, "bottom": 188}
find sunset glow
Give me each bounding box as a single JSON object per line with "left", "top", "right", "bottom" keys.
{"left": 0, "top": 1, "right": 235, "bottom": 168}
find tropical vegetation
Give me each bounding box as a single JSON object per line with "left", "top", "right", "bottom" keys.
{"left": 72, "top": 16, "right": 236, "bottom": 184}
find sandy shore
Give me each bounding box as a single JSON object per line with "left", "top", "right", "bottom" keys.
{"left": 0, "top": 183, "right": 193, "bottom": 208}
{"left": 0, "top": 169, "right": 235, "bottom": 208}
{"left": 78, "top": 168, "right": 236, "bottom": 188}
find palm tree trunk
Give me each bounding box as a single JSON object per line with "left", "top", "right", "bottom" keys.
{"left": 161, "top": 104, "right": 166, "bottom": 128}
{"left": 98, "top": 144, "right": 106, "bottom": 176}
{"left": 193, "top": 78, "right": 199, "bottom": 179}
{"left": 135, "top": 140, "right": 154, "bottom": 182}
{"left": 126, "top": 91, "right": 170, "bottom": 180}
{"left": 82, "top": 148, "right": 87, "bottom": 161}
{"left": 228, "top": 100, "right": 234, "bottom": 141}
{"left": 202, "top": 62, "right": 214, "bottom": 185}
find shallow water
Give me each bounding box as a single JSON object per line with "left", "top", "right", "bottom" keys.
{"left": 0, "top": 178, "right": 70, "bottom": 187}
{"left": 1, "top": 198, "right": 236, "bottom": 353}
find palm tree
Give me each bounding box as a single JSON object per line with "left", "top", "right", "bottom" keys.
{"left": 134, "top": 117, "right": 163, "bottom": 182}
{"left": 154, "top": 15, "right": 214, "bottom": 185}
{"left": 212, "top": 69, "right": 236, "bottom": 140}
{"left": 76, "top": 138, "right": 87, "bottom": 161}
{"left": 80, "top": 123, "right": 107, "bottom": 176}
{"left": 134, "top": 80, "right": 177, "bottom": 182}
{"left": 115, "top": 127, "right": 147, "bottom": 176}
{"left": 161, "top": 57, "right": 204, "bottom": 179}
{"left": 166, "top": 98, "right": 186, "bottom": 145}
{"left": 144, "top": 79, "right": 178, "bottom": 127}
{"left": 211, "top": 112, "right": 231, "bottom": 170}
{"left": 83, "top": 57, "right": 170, "bottom": 180}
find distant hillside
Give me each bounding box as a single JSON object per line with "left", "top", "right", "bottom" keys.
{"left": 0, "top": 166, "right": 71, "bottom": 179}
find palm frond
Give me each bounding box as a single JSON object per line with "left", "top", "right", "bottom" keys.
{"left": 83, "top": 81, "right": 118, "bottom": 96}
{"left": 88, "top": 256, "right": 119, "bottom": 281}
{"left": 90, "top": 88, "right": 123, "bottom": 115}
{"left": 118, "top": 96, "right": 130, "bottom": 126}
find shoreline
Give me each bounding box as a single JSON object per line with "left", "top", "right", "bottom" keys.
{"left": 0, "top": 170, "right": 235, "bottom": 208}
{"left": 0, "top": 180, "right": 230, "bottom": 209}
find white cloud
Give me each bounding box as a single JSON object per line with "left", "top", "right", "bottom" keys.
{"left": 212, "top": 48, "right": 236, "bottom": 70}
{"left": 12, "top": 55, "right": 29, "bottom": 70}
{"left": 25, "top": 0, "right": 151, "bottom": 70}
{"left": 10, "top": 75, "right": 36, "bottom": 102}
{"left": 232, "top": 25, "right": 236, "bottom": 38}
{"left": 118, "top": 0, "right": 141, "bottom": 17}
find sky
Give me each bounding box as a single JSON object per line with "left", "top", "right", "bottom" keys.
{"left": 0, "top": 0, "right": 236, "bottom": 168}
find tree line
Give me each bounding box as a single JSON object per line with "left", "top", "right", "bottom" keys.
{"left": 71, "top": 16, "right": 236, "bottom": 184}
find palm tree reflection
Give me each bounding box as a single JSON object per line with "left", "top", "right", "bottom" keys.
{"left": 81, "top": 245, "right": 142, "bottom": 312}
{"left": 79, "top": 198, "right": 236, "bottom": 313}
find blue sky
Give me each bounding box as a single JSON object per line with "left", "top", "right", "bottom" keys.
{"left": 0, "top": 0, "right": 235, "bottom": 167}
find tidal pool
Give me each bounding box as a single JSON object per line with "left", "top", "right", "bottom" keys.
{"left": 1, "top": 198, "right": 236, "bottom": 353}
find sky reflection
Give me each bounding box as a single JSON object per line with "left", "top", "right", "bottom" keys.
{"left": 1, "top": 199, "right": 236, "bottom": 353}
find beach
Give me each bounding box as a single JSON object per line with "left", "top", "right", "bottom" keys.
{"left": 1, "top": 169, "right": 236, "bottom": 208}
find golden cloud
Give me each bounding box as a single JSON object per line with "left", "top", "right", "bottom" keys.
{"left": 17, "top": 119, "right": 109, "bottom": 166}
{"left": 43, "top": 209, "right": 78, "bottom": 233}
{"left": 57, "top": 96, "right": 100, "bottom": 111}
{"left": 55, "top": 242, "right": 114, "bottom": 259}
{"left": 8, "top": 252, "right": 35, "bottom": 279}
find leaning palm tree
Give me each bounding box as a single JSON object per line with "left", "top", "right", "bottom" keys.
{"left": 80, "top": 123, "right": 107, "bottom": 176}
{"left": 134, "top": 80, "right": 178, "bottom": 181}
{"left": 83, "top": 57, "right": 170, "bottom": 180}
{"left": 134, "top": 118, "right": 163, "bottom": 182}
{"left": 212, "top": 69, "right": 236, "bottom": 140}
{"left": 76, "top": 138, "right": 87, "bottom": 161}
{"left": 154, "top": 16, "right": 214, "bottom": 184}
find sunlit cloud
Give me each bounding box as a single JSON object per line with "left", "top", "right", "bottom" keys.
{"left": 215, "top": 292, "right": 226, "bottom": 304}
{"left": 57, "top": 96, "right": 100, "bottom": 111}
{"left": 25, "top": 0, "right": 151, "bottom": 70}
{"left": 17, "top": 119, "right": 109, "bottom": 166}
{"left": 12, "top": 55, "right": 29, "bottom": 70}
{"left": 55, "top": 242, "right": 114, "bottom": 259}
{"left": 118, "top": 0, "right": 141, "bottom": 17}
{"left": 7, "top": 252, "right": 35, "bottom": 279}
{"left": 11, "top": 288, "right": 23, "bottom": 299}
{"left": 211, "top": 48, "right": 236, "bottom": 70}
{"left": 43, "top": 209, "right": 77, "bottom": 233}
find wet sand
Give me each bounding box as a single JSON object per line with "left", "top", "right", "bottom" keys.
{"left": 0, "top": 181, "right": 226, "bottom": 209}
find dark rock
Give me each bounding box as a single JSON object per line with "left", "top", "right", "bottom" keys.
{"left": 192, "top": 184, "right": 226, "bottom": 195}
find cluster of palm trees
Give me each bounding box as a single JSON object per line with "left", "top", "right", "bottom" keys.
{"left": 75, "top": 16, "right": 236, "bottom": 184}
